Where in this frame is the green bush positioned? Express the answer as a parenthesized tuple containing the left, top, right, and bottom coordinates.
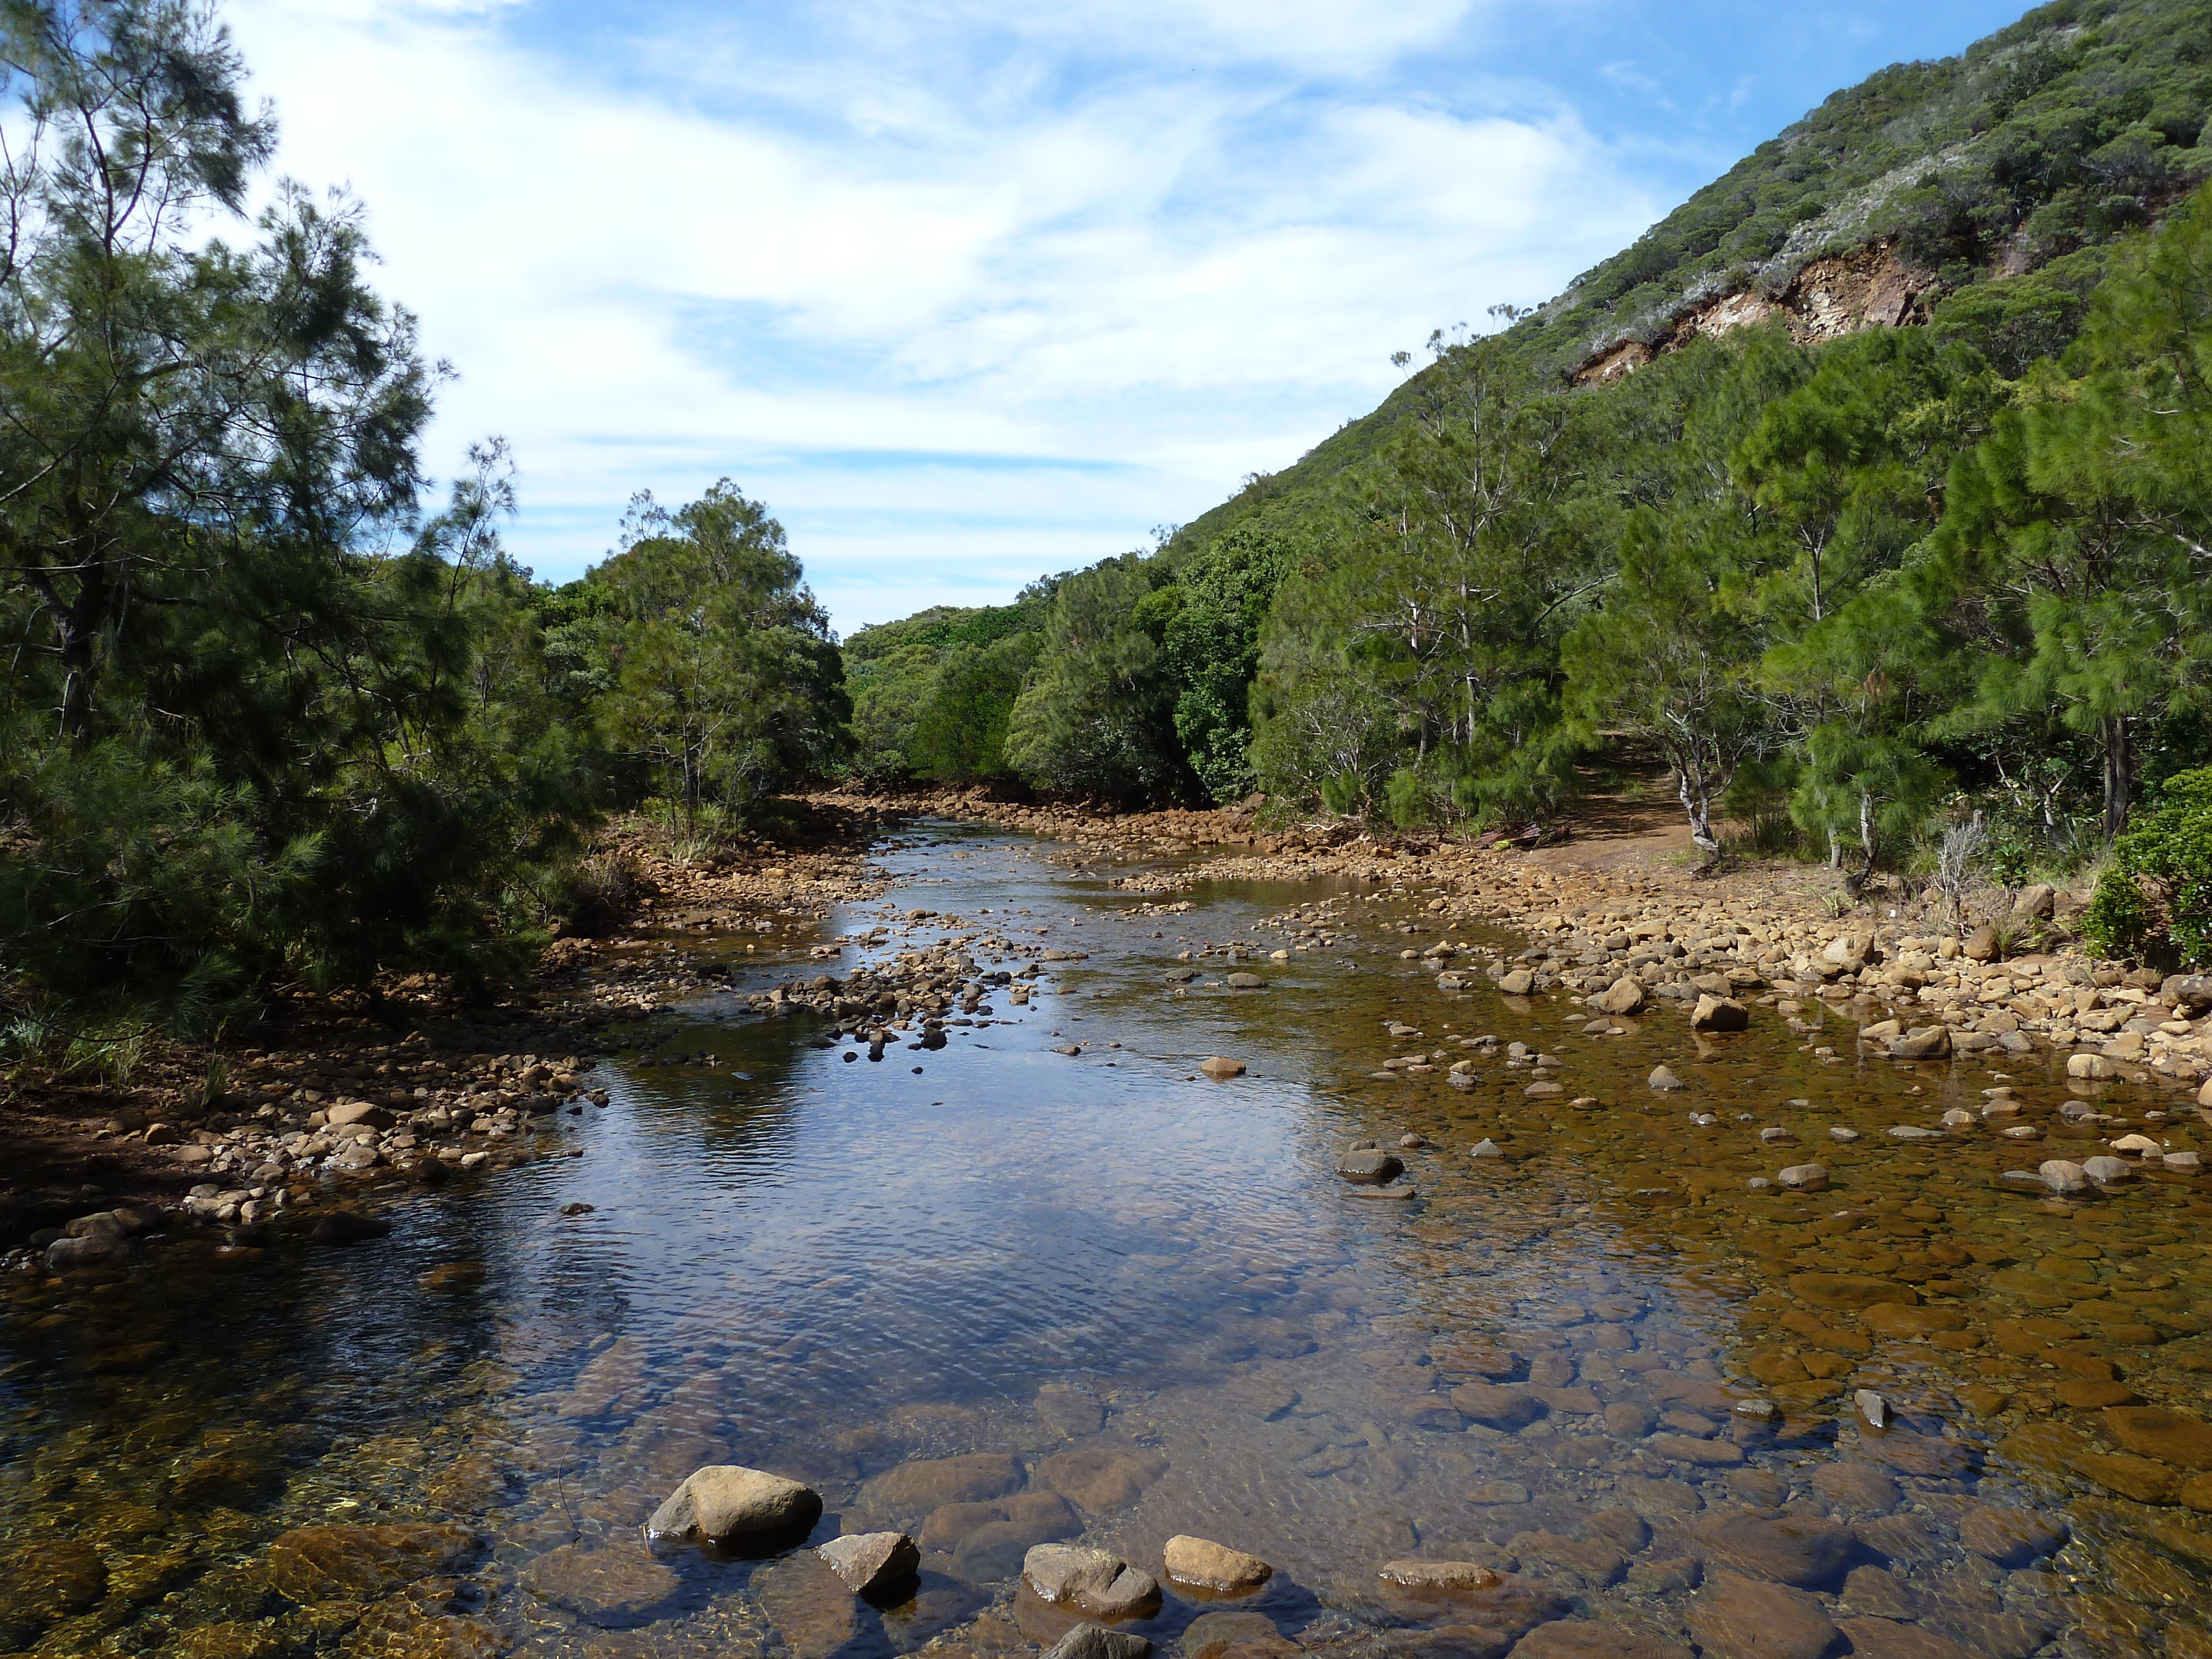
(2084, 768, 2212, 967)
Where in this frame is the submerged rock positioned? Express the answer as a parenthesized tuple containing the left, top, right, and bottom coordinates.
(310, 1211, 392, 1246)
(263, 1522, 480, 1604)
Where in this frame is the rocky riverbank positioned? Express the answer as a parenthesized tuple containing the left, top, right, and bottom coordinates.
(1, 802, 900, 1274)
(813, 787, 2212, 1104)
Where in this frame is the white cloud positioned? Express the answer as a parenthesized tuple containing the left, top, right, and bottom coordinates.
(221, 0, 1661, 630)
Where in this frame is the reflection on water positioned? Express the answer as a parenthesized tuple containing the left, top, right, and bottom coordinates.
(4, 825, 2211, 1659)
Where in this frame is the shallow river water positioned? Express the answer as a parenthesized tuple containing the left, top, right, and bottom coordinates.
(5, 823, 2212, 1659)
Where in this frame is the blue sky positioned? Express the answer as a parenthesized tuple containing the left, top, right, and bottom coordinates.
(226, 0, 2030, 634)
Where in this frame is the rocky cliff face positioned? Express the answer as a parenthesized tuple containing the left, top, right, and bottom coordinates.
(1574, 241, 1936, 386)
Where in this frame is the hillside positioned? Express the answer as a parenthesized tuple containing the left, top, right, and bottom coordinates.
(1161, 0, 2211, 559)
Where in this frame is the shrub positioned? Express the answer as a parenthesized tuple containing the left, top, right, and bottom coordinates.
(560, 851, 641, 939)
(2083, 768, 2212, 968)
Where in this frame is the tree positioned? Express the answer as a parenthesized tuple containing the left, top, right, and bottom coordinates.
(1149, 524, 1296, 803)
(1926, 180, 2212, 839)
(1004, 555, 1183, 801)
(0, 2, 586, 1018)
(1735, 328, 1994, 874)
(1262, 337, 1609, 826)
(1563, 508, 1770, 858)
(591, 482, 847, 821)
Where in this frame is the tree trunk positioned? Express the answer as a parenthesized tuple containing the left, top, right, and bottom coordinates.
(1843, 790, 1877, 896)
(1678, 765, 1718, 855)
(2103, 715, 2132, 841)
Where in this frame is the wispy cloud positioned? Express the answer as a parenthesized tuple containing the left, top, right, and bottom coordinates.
(214, 1, 1670, 626)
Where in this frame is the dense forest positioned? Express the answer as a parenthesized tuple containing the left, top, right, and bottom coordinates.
(5, 0, 2211, 1051)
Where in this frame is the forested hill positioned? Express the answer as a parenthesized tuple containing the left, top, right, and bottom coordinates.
(849, 0, 2212, 984)
(1168, 0, 2212, 559)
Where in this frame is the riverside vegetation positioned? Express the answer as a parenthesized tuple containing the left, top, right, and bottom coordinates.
(12, 3, 2212, 1659)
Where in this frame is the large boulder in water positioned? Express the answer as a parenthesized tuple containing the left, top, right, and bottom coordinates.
(646, 1464, 821, 1548)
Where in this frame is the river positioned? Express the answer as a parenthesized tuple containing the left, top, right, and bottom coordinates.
(3, 818, 2207, 1659)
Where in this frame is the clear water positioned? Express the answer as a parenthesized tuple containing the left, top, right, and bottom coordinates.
(4, 822, 2208, 1659)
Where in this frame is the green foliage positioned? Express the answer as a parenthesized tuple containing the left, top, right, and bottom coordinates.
(0, 6, 844, 1031)
(588, 482, 848, 822)
(2084, 767, 2212, 966)
(1255, 339, 1613, 826)
(1004, 556, 1186, 801)
(838, 590, 1052, 786)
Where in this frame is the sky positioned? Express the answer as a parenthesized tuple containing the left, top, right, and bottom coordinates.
(222, 0, 2032, 635)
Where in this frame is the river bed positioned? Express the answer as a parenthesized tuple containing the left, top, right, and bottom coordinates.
(4, 821, 2210, 1659)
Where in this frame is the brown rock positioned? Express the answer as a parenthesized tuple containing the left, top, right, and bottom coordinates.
(1692, 995, 1750, 1032)
(1692, 1512, 1853, 1588)
(1512, 1620, 1693, 1659)
(2106, 1405, 2212, 1470)
(1789, 1273, 1917, 1311)
(1959, 1507, 2067, 1568)
(1451, 1383, 1543, 1430)
(2072, 1451, 2177, 1503)
(1162, 1535, 1272, 1597)
(1593, 977, 1646, 1016)
(521, 1543, 679, 1627)
(2057, 1378, 2137, 1408)
(1021, 1544, 1161, 1623)
(1893, 1026, 1952, 1060)
(817, 1531, 919, 1600)
(0, 1540, 107, 1634)
(1684, 1569, 1838, 1659)
(1857, 1427, 1973, 1478)
(1861, 1303, 1965, 1338)
(262, 1522, 479, 1604)
(1198, 1057, 1245, 1078)
(863, 1452, 1024, 1512)
(1507, 1531, 1627, 1587)
(1835, 1617, 1977, 1659)
(1809, 1465, 1899, 1515)
(647, 1464, 822, 1546)
(1378, 1566, 1569, 1635)
(326, 1101, 396, 1129)
(1033, 1446, 1168, 1512)
(1381, 1559, 1501, 1592)
(1841, 1564, 1916, 1618)
(1180, 1611, 1291, 1659)
(1648, 1433, 1744, 1467)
